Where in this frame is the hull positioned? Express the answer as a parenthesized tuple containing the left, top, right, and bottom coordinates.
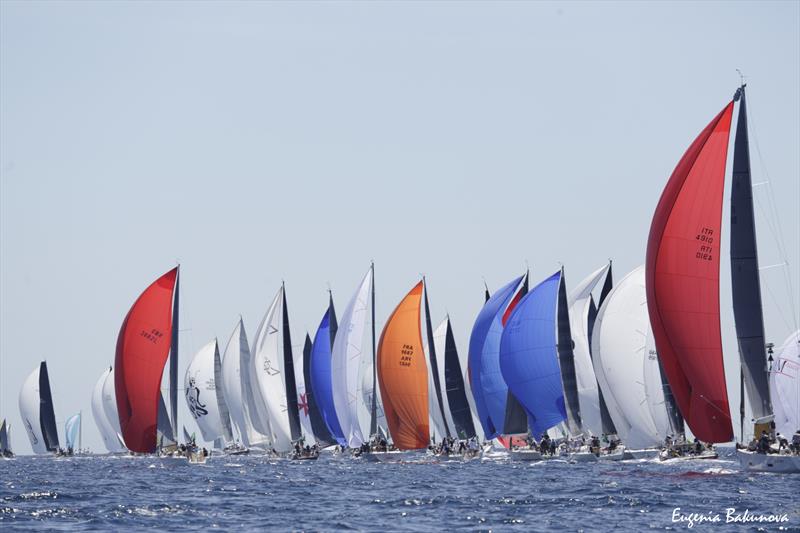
(598, 449, 626, 461)
(568, 451, 599, 463)
(736, 450, 800, 473)
(361, 450, 417, 463)
(623, 448, 660, 460)
(509, 449, 542, 462)
(659, 449, 719, 462)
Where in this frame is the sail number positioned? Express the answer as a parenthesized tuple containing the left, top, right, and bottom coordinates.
(400, 344, 414, 367)
(695, 227, 715, 261)
(140, 328, 164, 344)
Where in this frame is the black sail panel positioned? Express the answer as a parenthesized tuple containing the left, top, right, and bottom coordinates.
(169, 269, 180, 439)
(424, 281, 451, 438)
(443, 319, 476, 439)
(281, 287, 302, 442)
(587, 298, 617, 435)
(503, 274, 530, 435)
(38, 362, 59, 452)
(730, 87, 772, 421)
(556, 272, 583, 435)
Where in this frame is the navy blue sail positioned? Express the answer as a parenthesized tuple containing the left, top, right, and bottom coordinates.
(468, 275, 525, 439)
(309, 296, 345, 445)
(499, 271, 567, 438)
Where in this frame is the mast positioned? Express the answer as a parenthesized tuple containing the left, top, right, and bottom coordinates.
(423, 278, 451, 438)
(169, 265, 180, 440)
(730, 84, 773, 432)
(370, 262, 378, 438)
(79, 410, 82, 452)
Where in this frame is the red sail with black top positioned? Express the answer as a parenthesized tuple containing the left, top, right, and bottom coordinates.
(115, 267, 179, 453)
(645, 102, 734, 443)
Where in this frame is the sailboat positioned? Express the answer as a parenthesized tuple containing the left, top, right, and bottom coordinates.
(498, 269, 590, 461)
(302, 329, 335, 448)
(591, 266, 678, 459)
(251, 283, 304, 456)
(433, 316, 477, 442)
(114, 267, 180, 454)
(646, 85, 798, 472)
(92, 367, 126, 454)
(468, 274, 529, 447)
(331, 264, 385, 452)
(184, 339, 234, 447)
(566, 262, 616, 439)
(309, 294, 344, 447)
(377, 280, 429, 454)
(293, 334, 318, 451)
(221, 318, 268, 453)
(64, 412, 82, 455)
(1, 419, 14, 458)
(19, 361, 60, 455)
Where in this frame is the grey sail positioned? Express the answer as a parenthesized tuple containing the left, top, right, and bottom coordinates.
(157, 393, 176, 446)
(169, 268, 180, 440)
(281, 286, 302, 442)
(730, 85, 772, 422)
(556, 270, 583, 435)
(0, 419, 11, 455)
(213, 341, 234, 443)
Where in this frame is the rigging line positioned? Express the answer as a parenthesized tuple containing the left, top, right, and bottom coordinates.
(763, 277, 793, 333)
(747, 98, 799, 329)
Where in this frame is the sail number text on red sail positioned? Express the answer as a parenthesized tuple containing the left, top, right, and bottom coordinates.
(695, 227, 715, 261)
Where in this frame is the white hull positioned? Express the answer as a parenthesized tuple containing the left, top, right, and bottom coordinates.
(568, 451, 598, 463)
(598, 449, 626, 461)
(623, 448, 660, 460)
(361, 450, 416, 463)
(509, 449, 542, 462)
(736, 450, 800, 473)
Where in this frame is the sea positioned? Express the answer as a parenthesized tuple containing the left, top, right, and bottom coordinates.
(1, 447, 797, 532)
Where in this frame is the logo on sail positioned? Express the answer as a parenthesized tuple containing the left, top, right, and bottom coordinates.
(263, 358, 280, 377)
(24, 418, 38, 445)
(186, 377, 209, 419)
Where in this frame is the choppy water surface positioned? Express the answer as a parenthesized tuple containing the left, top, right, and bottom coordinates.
(1, 448, 797, 531)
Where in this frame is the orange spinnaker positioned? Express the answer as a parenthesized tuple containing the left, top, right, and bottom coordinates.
(115, 268, 178, 453)
(377, 281, 430, 450)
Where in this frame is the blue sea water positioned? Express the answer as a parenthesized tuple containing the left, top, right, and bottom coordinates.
(1, 448, 797, 532)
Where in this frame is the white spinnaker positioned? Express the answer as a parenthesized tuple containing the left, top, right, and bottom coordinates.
(332, 267, 373, 448)
(591, 266, 666, 449)
(567, 263, 610, 436)
(185, 340, 225, 442)
(92, 368, 124, 453)
(434, 318, 458, 437)
(293, 340, 317, 445)
(772, 330, 800, 437)
(19, 365, 47, 454)
(643, 330, 672, 438)
(222, 318, 268, 448)
(101, 368, 125, 448)
(252, 286, 292, 452)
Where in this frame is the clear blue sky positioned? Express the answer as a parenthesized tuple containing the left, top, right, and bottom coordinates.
(2, 1, 798, 453)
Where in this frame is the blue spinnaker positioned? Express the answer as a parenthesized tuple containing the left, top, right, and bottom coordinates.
(310, 304, 346, 445)
(65, 413, 80, 450)
(500, 271, 567, 438)
(468, 275, 524, 439)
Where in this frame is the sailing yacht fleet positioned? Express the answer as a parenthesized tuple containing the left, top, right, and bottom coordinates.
(7, 86, 799, 473)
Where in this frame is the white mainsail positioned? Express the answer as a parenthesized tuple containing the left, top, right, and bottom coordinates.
(332, 266, 373, 448)
(771, 330, 800, 437)
(221, 318, 269, 448)
(591, 266, 668, 449)
(185, 339, 228, 442)
(92, 368, 125, 453)
(101, 368, 125, 449)
(252, 286, 293, 452)
(567, 263, 610, 436)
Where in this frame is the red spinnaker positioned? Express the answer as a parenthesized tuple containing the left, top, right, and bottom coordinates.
(115, 268, 178, 453)
(646, 102, 734, 443)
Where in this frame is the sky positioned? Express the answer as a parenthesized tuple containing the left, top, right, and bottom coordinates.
(1, 1, 798, 454)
